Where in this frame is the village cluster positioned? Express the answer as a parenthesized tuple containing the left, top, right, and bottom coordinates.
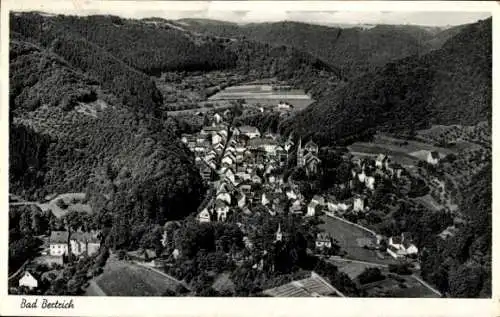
(181, 110, 420, 262)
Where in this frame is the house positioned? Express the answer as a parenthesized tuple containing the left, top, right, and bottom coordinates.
(238, 126, 261, 139)
(49, 231, 69, 256)
(261, 192, 271, 206)
(243, 236, 253, 250)
(307, 201, 319, 217)
(215, 200, 230, 222)
(353, 196, 365, 212)
(220, 167, 236, 184)
(239, 183, 252, 194)
(198, 208, 211, 223)
(276, 101, 293, 111)
(375, 154, 388, 169)
(387, 233, 418, 259)
(311, 195, 325, 206)
(181, 134, 196, 145)
(357, 169, 366, 183)
(18, 271, 38, 289)
(251, 174, 262, 184)
(218, 129, 228, 139)
(236, 172, 252, 183)
(221, 155, 234, 167)
(237, 192, 247, 208)
(216, 189, 231, 205)
(290, 199, 303, 214)
(196, 135, 207, 144)
(427, 151, 440, 165)
(286, 188, 298, 200)
(304, 140, 319, 155)
(213, 113, 222, 124)
(70, 231, 101, 256)
(315, 233, 332, 249)
(212, 133, 223, 145)
(213, 142, 225, 153)
(365, 176, 375, 191)
(327, 201, 350, 214)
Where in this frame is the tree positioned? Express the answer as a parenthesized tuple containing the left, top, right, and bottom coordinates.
(358, 267, 385, 284)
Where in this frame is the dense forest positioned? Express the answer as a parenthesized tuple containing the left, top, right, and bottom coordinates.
(175, 19, 464, 78)
(281, 18, 492, 145)
(9, 34, 205, 254)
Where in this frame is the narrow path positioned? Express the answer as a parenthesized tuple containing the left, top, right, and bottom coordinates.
(412, 274, 442, 297)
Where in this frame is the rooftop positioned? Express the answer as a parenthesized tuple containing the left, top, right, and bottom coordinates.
(262, 272, 339, 297)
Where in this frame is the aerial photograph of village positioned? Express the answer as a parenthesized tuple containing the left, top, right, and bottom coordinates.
(7, 3, 491, 299)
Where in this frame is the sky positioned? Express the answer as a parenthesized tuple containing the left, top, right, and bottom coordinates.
(10, 1, 493, 27)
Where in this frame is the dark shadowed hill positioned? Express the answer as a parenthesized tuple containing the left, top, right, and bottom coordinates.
(175, 19, 460, 78)
(280, 18, 491, 145)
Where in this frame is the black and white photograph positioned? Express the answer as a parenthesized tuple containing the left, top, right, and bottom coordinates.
(3, 0, 494, 309)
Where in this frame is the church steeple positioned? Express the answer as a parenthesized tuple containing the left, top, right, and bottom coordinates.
(275, 223, 283, 242)
(297, 138, 304, 167)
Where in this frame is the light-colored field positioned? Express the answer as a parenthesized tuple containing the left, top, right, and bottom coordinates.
(329, 259, 383, 280)
(90, 259, 182, 296)
(38, 192, 91, 218)
(348, 134, 455, 166)
(361, 274, 439, 298)
(208, 84, 314, 110)
(320, 216, 395, 265)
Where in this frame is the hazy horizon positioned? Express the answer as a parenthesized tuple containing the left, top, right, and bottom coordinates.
(10, 1, 492, 27)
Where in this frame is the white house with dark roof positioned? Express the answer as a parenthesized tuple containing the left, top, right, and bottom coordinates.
(315, 233, 333, 249)
(427, 151, 440, 165)
(18, 271, 38, 289)
(387, 233, 418, 259)
(197, 208, 211, 223)
(238, 126, 261, 139)
(70, 231, 101, 256)
(307, 201, 319, 217)
(215, 199, 230, 222)
(49, 231, 69, 256)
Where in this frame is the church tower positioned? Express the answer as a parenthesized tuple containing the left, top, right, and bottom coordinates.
(275, 223, 283, 242)
(297, 138, 304, 167)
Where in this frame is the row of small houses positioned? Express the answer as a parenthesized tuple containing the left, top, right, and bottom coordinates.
(16, 230, 101, 290)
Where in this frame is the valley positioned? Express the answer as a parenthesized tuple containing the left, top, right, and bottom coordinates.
(7, 11, 491, 299)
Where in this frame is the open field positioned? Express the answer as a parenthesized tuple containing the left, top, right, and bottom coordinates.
(319, 216, 397, 265)
(360, 273, 439, 298)
(329, 258, 385, 280)
(88, 259, 182, 296)
(348, 133, 455, 166)
(209, 84, 314, 110)
(38, 192, 91, 218)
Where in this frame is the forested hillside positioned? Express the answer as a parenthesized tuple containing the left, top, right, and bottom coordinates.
(9, 36, 205, 248)
(420, 163, 491, 297)
(11, 13, 343, 113)
(281, 18, 491, 145)
(9, 12, 344, 252)
(176, 19, 458, 78)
